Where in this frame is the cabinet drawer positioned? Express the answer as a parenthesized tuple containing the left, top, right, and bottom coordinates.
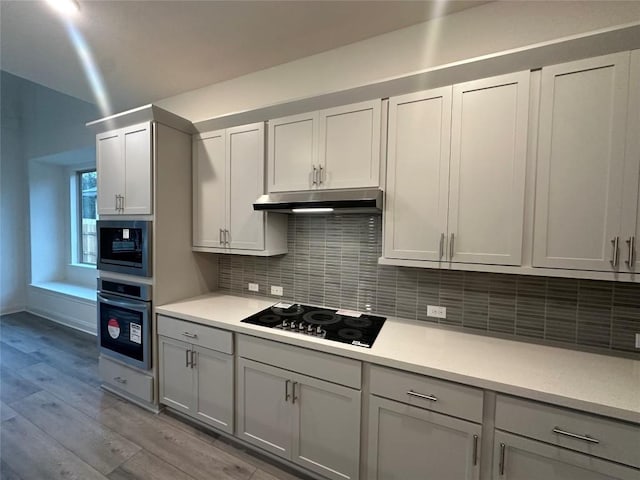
(369, 365, 483, 423)
(99, 356, 153, 403)
(495, 394, 640, 468)
(237, 334, 361, 389)
(157, 315, 233, 354)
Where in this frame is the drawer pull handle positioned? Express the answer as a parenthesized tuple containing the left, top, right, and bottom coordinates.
(552, 427, 599, 444)
(182, 331, 197, 338)
(499, 443, 506, 475)
(114, 376, 127, 384)
(285, 379, 291, 402)
(407, 390, 438, 402)
(292, 381, 298, 404)
(472, 434, 479, 466)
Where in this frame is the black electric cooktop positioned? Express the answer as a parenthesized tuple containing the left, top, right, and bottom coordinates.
(241, 303, 386, 348)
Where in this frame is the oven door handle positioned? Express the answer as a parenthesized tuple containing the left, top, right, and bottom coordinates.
(98, 293, 149, 312)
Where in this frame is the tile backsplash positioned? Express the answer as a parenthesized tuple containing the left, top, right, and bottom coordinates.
(219, 214, 640, 356)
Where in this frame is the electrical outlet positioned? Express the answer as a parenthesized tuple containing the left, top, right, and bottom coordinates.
(427, 305, 447, 319)
(636, 333, 640, 349)
(271, 285, 283, 296)
(248, 283, 259, 292)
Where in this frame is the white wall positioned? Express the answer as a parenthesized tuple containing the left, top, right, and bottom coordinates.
(28, 160, 68, 284)
(157, 0, 640, 121)
(0, 71, 98, 318)
(0, 74, 27, 313)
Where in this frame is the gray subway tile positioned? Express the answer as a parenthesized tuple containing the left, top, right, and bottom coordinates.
(216, 214, 640, 356)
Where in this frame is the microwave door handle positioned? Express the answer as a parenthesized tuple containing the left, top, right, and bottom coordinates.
(98, 293, 148, 312)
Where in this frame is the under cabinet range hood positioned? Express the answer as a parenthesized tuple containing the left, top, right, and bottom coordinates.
(253, 189, 383, 214)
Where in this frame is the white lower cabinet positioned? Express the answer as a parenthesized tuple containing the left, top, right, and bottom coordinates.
(493, 431, 639, 480)
(368, 395, 481, 480)
(237, 357, 361, 480)
(158, 317, 234, 434)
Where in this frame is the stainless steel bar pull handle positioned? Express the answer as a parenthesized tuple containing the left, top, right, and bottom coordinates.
(407, 390, 438, 402)
(185, 349, 190, 367)
(439, 233, 445, 260)
(626, 236, 636, 267)
(499, 443, 506, 475)
(182, 331, 197, 339)
(190, 350, 197, 369)
(611, 236, 620, 267)
(292, 381, 298, 404)
(552, 427, 599, 444)
(219, 228, 223, 245)
(472, 435, 479, 466)
(114, 376, 127, 384)
(319, 165, 324, 185)
(449, 233, 455, 260)
(115, 194, 119, 210)
(312, 166, 317, 185)
(285, 379, 291, 402)
(224, 229, 230, 245)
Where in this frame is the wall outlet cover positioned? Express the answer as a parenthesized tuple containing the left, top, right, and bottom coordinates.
(248, 283, 259, 292)
(271, 285, 283, 296)
(427, 305, 447, 319)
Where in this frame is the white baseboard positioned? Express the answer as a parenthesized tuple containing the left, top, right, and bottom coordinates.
(0, 305, 26, 316)
(27, 285, 97, 335)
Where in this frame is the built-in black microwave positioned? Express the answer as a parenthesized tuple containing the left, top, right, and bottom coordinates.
(97, 220, 151, 277)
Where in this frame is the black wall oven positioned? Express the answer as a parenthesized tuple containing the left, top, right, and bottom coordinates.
(97, 220, 151, 277)
(98, 278, 151, 370)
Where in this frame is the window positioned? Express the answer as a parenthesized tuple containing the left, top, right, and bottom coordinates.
(78, 169, 97, 264)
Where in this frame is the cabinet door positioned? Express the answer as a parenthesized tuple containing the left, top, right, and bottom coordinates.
(291, 373, 361, 480)
(192, 346, 233, 434)
(193, 130, 226, 248)
(449, 71, 529, 265)
(621, 50, 640, 273)
(318, 100, 381, 189)
(493, 431, 638, 480)
(158, 336, 193, 414)
(227, 123, 265, 250)
(368, 396, 481, 480)
(268, 112, 318, 192)
(384, 87, 452, 261)
(533, 52, 631, 270)
(236, 358, 293, 459)
(122, 122, 153, 215)
(96, 130, 124, 215)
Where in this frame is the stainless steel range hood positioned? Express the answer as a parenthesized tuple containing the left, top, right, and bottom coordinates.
(253, 188, 383, 214)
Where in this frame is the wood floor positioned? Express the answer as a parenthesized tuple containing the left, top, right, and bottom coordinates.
(0, 312, 310, 480)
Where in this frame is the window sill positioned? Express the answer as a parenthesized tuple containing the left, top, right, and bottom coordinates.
(30, 282, 96, 302)
(69, 263, 97, 270)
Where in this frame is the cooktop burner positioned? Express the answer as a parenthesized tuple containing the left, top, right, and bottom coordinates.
(241, 303, 386, 348)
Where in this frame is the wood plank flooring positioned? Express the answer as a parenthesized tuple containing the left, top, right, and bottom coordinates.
(0, 312, 310, 480)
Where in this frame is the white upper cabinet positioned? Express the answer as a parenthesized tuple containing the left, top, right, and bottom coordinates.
(384, 87, 452, 261)
(384, 71, 529, 266)
(193, 123, 287, 255)
(227, 123, 266, 250)
(97, 121, 152, 215)
(268, 112, 318, 192)
(193, 130, 226, 249)
(318, 100, 381, 189)
(96, 130, 124, 215)
(448, 71, 529, 265)
(533, 52, 633, 271)
(268, 100, 381, 192)
(620, 49, 640, 273)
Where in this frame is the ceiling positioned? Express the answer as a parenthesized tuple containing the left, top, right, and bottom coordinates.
(0, 1, 487, 113)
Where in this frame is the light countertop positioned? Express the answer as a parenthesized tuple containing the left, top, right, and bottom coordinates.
(157, 292, 640, 424)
